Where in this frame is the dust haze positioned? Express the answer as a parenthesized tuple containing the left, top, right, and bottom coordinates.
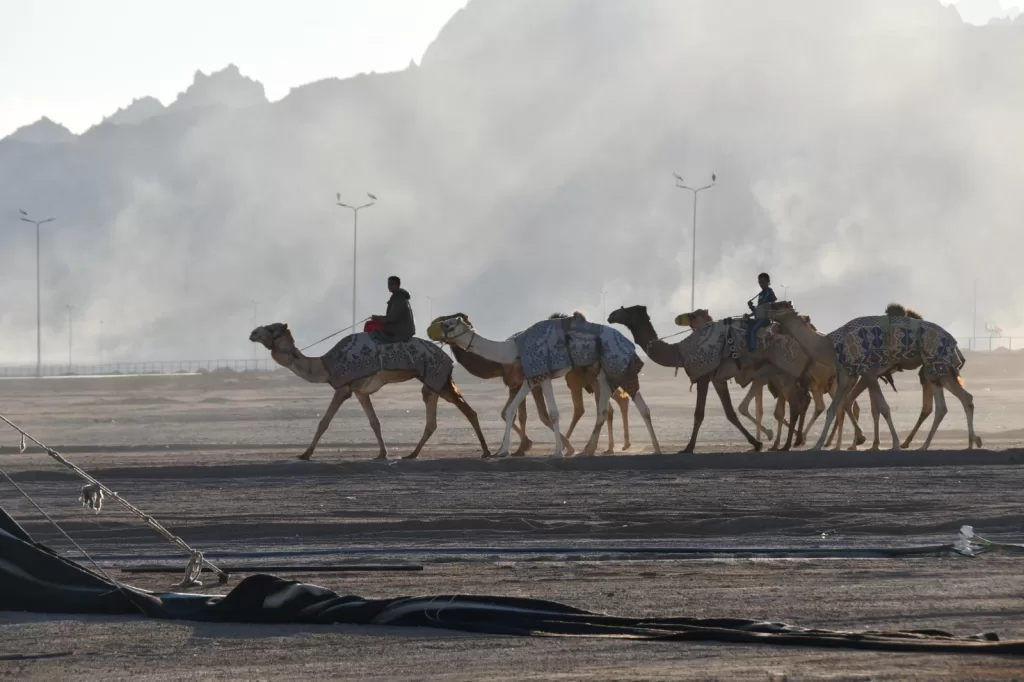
(1, 0, 1023, 364)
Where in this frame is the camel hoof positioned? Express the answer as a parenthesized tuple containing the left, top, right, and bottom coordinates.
(603, 448, 615, 455)
(297, 452, 313, 461)
(676, 449, 694, 455)
(402, 453, 419, 460)
(900, 441, 912, 449)
(763, 430, 774, 440)
(768, 446, 780, 452)
(752, 441, 764, 452)
(510, 450, 527, 457)
(496, 451, 511, 459)
(974, 436, 983, 448)
(550, 452, 564, 459)
(518, 440, 534, 454)
(855, 434, 867, 446)
(622, 442, 632, 451)
(374, 453, 388, 461)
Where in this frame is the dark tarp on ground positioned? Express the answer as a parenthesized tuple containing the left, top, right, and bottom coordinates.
(1, 504, 1022, 654)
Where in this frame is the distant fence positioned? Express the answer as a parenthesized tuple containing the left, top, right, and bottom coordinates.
(959, 337, 1022, 352)
(0, 358, 279, 378)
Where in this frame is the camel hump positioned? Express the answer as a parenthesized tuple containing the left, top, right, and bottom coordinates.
(885, 302, 923, 319)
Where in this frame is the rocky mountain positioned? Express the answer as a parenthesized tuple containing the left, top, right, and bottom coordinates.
(1, 0, 1022, 363)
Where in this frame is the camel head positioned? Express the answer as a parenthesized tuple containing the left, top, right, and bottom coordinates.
(674, 309, 712, 329)
(426, 313, 473, 344)
(249, 323, 294, 350)
(885, 303, 923, 320)
(607, 305, 649, 328)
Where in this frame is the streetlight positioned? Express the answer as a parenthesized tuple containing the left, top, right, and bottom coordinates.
(601, 289, 608, 319)
(18, 210, 55, 378)
(780, 284, 790, 300)
(99, 320, 104, 368)
(66, 304, 74, 373)
(336, 192, 377, 335)
(672, 172, 716, 311)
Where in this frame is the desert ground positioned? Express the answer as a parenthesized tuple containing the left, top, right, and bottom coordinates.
(1, 351, 1024, 680)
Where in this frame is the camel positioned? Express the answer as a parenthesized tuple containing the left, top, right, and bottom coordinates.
(250, 323, 489, 460)
(429, 312, 632, 455)
(671, 309, 855, 450)
(821, 304, 963, 451)
(608, 305, 814, 453)
(770, 302, 981, 451)
(428, 314, 661, 457)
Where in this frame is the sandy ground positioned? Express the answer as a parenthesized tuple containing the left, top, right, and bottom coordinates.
(2, 353, 1024, 679)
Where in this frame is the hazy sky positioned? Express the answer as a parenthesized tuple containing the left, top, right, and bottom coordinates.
(0, 0, 468, 139)
(1, 0, 1020, 140)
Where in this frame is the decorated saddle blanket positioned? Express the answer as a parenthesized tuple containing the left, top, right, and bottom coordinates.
(676, 318, 767, 381)
(321, 332, 454, 393)
(827, 315, 963, 377)
(514, 317, 643, 391)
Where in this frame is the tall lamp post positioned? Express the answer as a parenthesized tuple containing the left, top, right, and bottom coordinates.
(18, 210, 55, 378)
(336, 192, 377, 334)
(672, 173, 716, 311)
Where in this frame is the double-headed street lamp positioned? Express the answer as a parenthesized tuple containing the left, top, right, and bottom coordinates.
(18, 210, 55, 378)
(672, 173, 716, 312)
(336, 193, 377, 334)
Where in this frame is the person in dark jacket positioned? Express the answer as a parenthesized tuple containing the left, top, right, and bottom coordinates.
(746, 272, 777, 352)
(372, 275, 416, 342)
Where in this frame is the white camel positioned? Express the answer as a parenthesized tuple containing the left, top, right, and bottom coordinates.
(428, 315, 660, 458)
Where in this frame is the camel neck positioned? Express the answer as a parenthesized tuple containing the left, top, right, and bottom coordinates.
(271, 342, 330, 384)
(451, 345, 506, 380)
(623, 318, 682, 368)
(449, 328, 518, 365)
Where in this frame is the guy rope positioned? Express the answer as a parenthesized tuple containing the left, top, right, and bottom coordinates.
(0, 413, 228, 586)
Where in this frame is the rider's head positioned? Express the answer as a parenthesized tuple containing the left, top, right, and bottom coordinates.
(387, 275, 401, 293)
(758, 272, 770, 290)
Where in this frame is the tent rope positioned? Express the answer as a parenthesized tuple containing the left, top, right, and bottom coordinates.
(0, 413, 227, 586)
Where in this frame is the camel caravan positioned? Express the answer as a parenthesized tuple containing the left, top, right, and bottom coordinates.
(249, 274, 980, 461)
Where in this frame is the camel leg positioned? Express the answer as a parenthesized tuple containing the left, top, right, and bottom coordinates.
(917, 380, 948, 451)
(353, 392, 390, 460)
(739, 382, 774, 441)
(769, 389, 786, 451)
(901, 377, 934, 449)
(935, 374, 981, 450)
(541, 380, 564, 458)
(530, 383, 575, 455)
(867, 387, 881, 450)
(630, 390, 661, 454)
(601, 388, 615, 453)
(779, 385, 802, 451)
(865, 378, 901, 450)
(497, 380, 532, 457)
(802, 385, 826, 442)
(680, 377, 710, 454)
(502, 385, 532, 456)
(715, 378, 763, 452)
(829, 377, 867, 450)
(611, 390, 631, 452)
(581, 372, 612, 456)
(438, 381, 491, 459)
(298, 387, 351, 460)
(563, 378, 586, 445)
(813, 372, 853, 450)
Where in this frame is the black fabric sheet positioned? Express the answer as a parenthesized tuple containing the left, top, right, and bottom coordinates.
(2, 504, 1021, 654)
